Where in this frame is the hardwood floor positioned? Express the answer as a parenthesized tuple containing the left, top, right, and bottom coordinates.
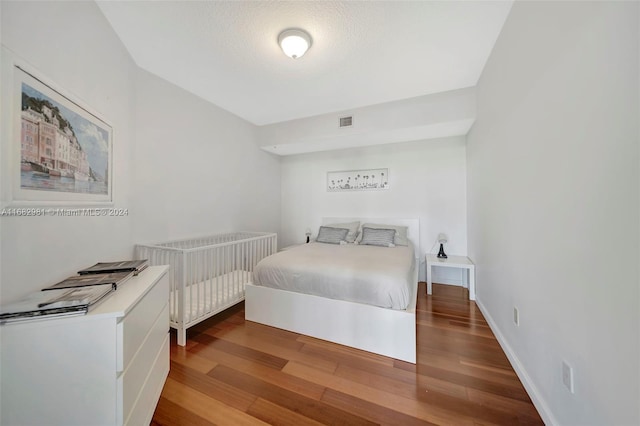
(151, 283, 543, 425)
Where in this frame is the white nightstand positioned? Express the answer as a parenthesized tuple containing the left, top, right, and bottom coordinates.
(426, 254, 476, 300)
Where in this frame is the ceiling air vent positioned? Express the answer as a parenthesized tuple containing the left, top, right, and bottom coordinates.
(339, 116, 353, 128)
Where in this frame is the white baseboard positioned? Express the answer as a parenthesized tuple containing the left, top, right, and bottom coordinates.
(474, 297, 557, 426)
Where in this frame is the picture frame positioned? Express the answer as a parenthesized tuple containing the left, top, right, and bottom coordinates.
(327, 168, 389, 192)
(1, 49, 113, 207)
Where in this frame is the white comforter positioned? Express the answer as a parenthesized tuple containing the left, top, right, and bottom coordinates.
(252, 242, 415, 310)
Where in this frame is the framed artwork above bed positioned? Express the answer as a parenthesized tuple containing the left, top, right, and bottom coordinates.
(327, 168, 389, 192)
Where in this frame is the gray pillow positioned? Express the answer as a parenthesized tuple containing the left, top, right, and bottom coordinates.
(324, 221, 360, 243)
(316, 226, 349, 244)
(359, 227, 396, 247)
(356, 223, 409, 246)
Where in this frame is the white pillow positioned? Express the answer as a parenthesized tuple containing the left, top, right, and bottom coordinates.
(324, 221, 360, 243)
(356, 223, 409, 246)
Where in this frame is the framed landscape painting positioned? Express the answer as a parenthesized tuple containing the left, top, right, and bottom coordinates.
(2, 51, 113, 207)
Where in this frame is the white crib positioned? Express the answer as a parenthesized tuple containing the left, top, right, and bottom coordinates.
(136, 232, 277, 345)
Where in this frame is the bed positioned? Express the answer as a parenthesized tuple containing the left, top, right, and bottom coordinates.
(245, 218, 419, 363)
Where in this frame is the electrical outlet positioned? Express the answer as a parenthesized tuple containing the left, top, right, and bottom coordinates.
(562, 361, 574, 393)
(513, 307, 519, 326)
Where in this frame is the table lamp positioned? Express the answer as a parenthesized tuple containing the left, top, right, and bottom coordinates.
(437, 233, 448, 259)
(305, 228, 311, 243)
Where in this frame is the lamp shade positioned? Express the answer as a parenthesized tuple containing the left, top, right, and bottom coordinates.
(437, 233, 448, 243)
(278, 29, 312, 59)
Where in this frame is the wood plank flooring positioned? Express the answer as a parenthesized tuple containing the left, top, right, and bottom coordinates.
(151, 283, 543, 425)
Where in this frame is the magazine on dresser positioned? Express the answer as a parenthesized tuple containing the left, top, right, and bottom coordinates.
(42, 270, 134, 291)
(77, 259, 149, 276)
(0, 285, 114, 324)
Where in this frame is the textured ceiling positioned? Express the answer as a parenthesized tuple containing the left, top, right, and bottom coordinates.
(97, 1, 512, 126)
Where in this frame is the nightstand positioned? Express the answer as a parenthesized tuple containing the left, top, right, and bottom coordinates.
(425, 253, 476, 300)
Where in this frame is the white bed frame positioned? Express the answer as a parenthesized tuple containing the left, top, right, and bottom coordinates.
(245, 217, 419, 364)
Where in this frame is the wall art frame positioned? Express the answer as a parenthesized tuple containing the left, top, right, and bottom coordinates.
(1, 48, 113, 208)
(327, 168, 389, 192)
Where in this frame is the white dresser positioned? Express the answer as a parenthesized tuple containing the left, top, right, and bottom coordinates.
(0, 265, 170, 426)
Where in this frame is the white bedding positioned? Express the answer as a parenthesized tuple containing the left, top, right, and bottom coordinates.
(252, 242, 415, 310)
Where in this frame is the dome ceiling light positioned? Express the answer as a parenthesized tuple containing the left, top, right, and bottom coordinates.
(278, 29, 312, 59)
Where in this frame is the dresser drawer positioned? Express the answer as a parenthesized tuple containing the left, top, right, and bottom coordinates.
(118, 272, 169, 372)
(121, 301, 169, 424)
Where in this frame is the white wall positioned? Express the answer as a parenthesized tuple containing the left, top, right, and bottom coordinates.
(0, 1, 282, 306)
(467, 2, 639, 425)
(280, 137, 467, 282)
(133, 69, 281, 243)
(0, 1, 137, 303)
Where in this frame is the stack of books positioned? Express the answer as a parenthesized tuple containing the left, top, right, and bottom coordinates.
(0, 259, 148, 325)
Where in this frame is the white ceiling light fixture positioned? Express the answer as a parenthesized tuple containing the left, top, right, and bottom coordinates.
(278, 29, 312, 59)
